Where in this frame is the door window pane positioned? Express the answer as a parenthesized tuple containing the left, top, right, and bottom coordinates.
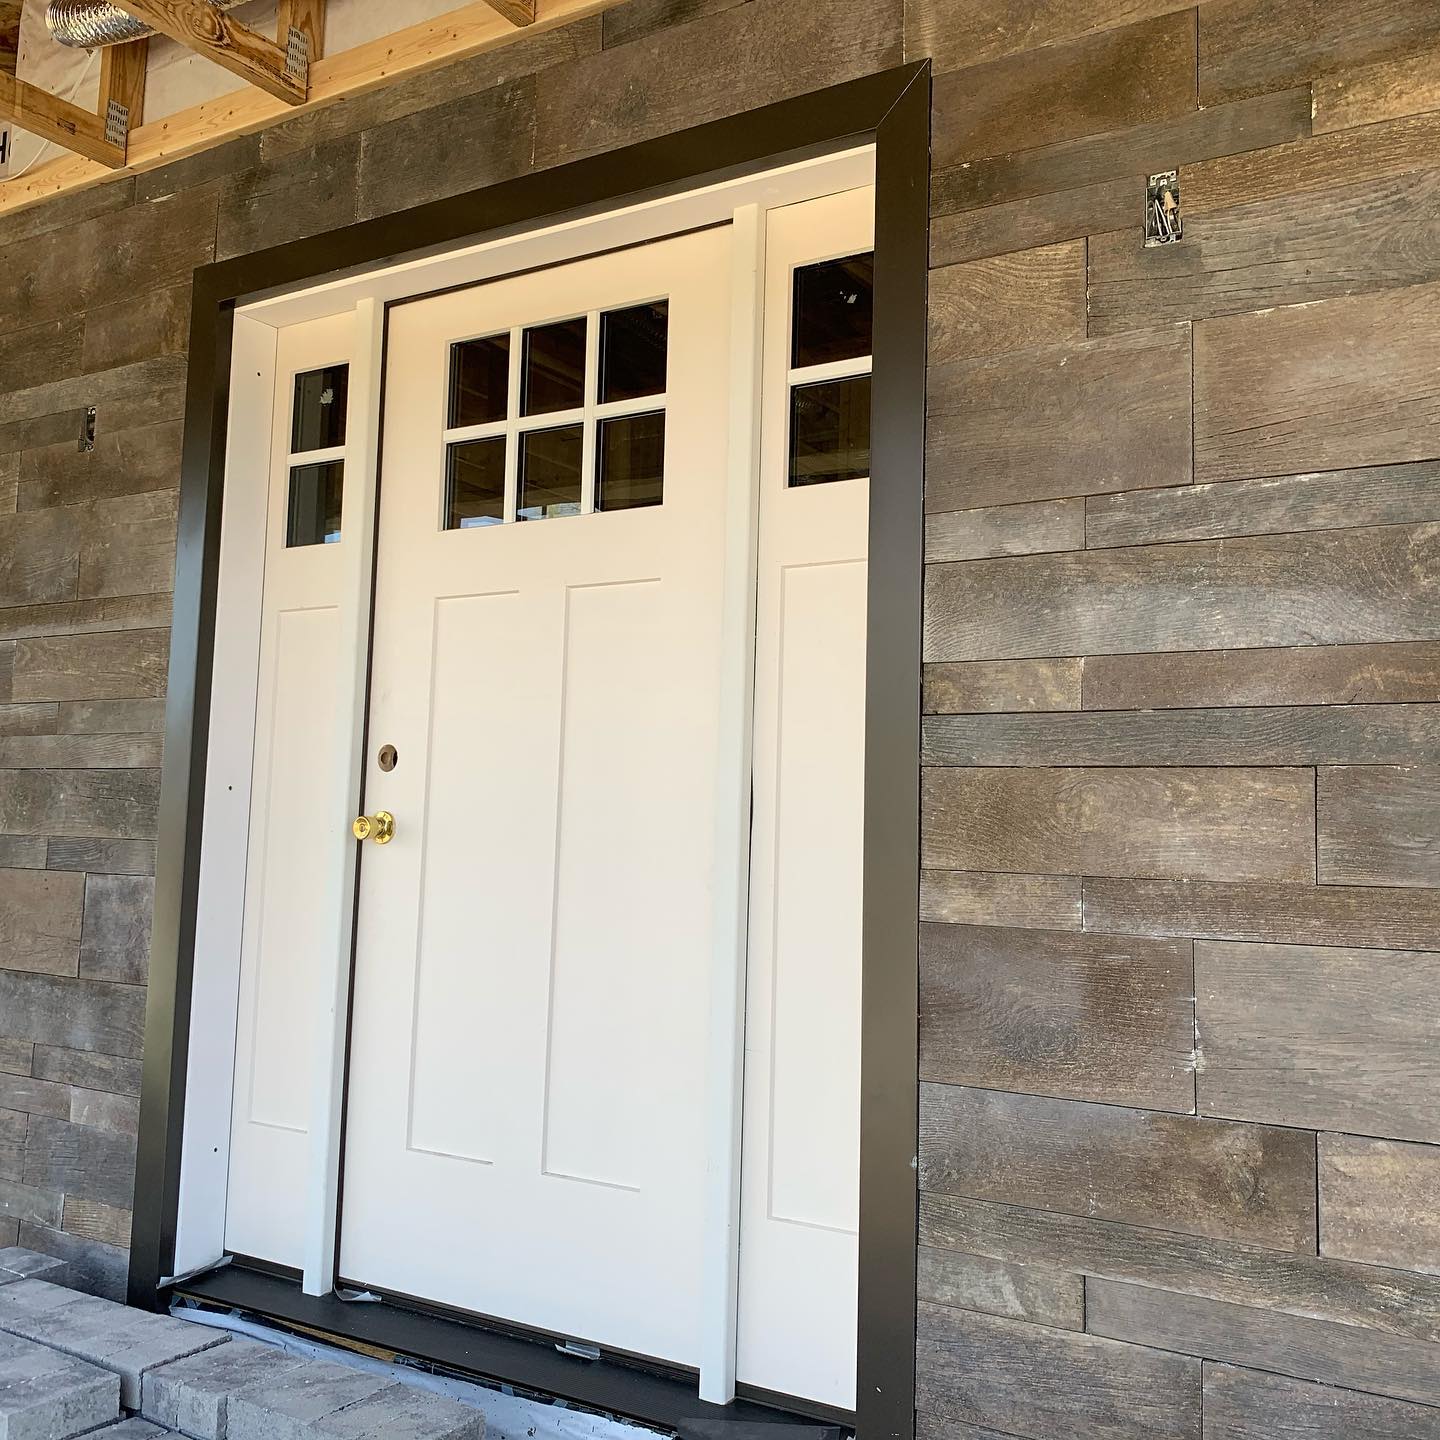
(598, 412, 665, 512)
(292, 365, 349, 452)
(518, 425, 583, 521)
(450, 334, 510, 428)
(522, 318, 587, 416)
(791, 255, 874, 369)
(287, 460, 344, 545)
(446, 438, 506, 528)
(600, 302, 669, 403)
(789, 376, 871, 487)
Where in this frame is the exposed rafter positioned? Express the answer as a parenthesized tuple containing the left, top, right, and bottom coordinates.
(0, 70, 127, 167)
(100, 37, 149, 138)
(108, 0, 311, 106)
(277, 0, 327, 63)
(481, 0, 536, 24)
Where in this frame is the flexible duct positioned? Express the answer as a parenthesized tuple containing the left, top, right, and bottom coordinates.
(46, 0, 242, 49)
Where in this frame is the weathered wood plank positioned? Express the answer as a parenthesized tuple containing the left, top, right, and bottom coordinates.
(0, 509, 79, 608)
(0, 838, 45, 870)
(0, 769, 161, 840)
(926, 658, 1083, 714)
(1185, 110, 1440, 218)
(68, 1088, 139, 1137)
(0, 318, 82, 395)
(0, 734, 163, 769)
(46, 839, 156, 877)
(1314, 42, 1440, 134)
(932, 12, 1197, 167)
(81, 288, 190, 374)
(1318, 765, 1440, 888)
(0, 869, 83, 977)
(1090, 1279, 1440, 1407)
(11, 629, 169, 703)
(923, 766, 1316, 881)
(927, 326, 1191, 512)
(32, 1045, 142, 1098)
(1198, 0, 1440, 106)
(928, 242, 1086, 365)
(1204, 1363, 1440, 1440)
(602, 0, 745, 48)
(0, 1178, 64, 1230)
(920, 922, 1194, 1110)
(930, 176, 1137, 267)
(533, 0, 901, 167)
(1084, 876, 1440, 953)
(1319, 1133, 1440, 1277)
(907, 0, 1194, 71)
(922, 870, 1082, 930)
(0, 596, 172, 644)
(22, 1113, 137, 1210)
(1083, 642, 1440, 710)
(926, 499, 1084, 562)
(61, 1196, 132, 1251)
(916, 1302, 1201, 1440)
(216, 135, 362, 260)
(0, 1108, 26, 1182)
(1196, 940, 1440, 1143)
(58, 699, 166, 735)
(1085, 462, 1440, 547)
(0, 1039, 31, 1076)
(0, 1073, 70, 1121)
(1090, 171, 1440, 333)
(77, 490, 179, 601)
(924, 1191, 1440, 1344)
(1195, 281, 1440, 484)
(923, 704, 1440, 768)
(920, 1084, 1316, 1251)
(18, 424, 182, 510)
(917, 1245, 1084, 1330)
(0, 970, 145, 1058)
(925, 525, 1440, 662)
(79, 874, 153, 985)
(0, 706, 58, 740)
(933, 87, 1312, 214)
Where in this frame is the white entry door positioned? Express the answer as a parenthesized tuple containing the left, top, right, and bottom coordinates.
(338, 227, 736, 1367)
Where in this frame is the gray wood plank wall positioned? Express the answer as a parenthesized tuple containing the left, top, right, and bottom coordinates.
(1, 0, 1438, 1434)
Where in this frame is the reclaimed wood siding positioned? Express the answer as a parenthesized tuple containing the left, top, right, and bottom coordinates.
(915, 0, 1440, 1432)
(0, 1, 1437, 1432)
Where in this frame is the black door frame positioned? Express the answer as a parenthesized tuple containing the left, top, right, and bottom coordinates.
(131, 60, 929, 1440)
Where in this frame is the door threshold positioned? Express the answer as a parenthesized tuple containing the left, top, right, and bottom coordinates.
(175, 1263, 849, 1439)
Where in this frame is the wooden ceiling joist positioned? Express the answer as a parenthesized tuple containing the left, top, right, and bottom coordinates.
(482, 0, 537, 24)
(112, 0, 313, 106)
(0, 69, 126, 167)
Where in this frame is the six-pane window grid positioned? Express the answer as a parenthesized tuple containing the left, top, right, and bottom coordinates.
(443, 301, 670, 529)
(286, 364, 350, 546)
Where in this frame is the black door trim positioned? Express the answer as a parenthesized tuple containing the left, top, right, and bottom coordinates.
(131, 60, 929, 1440)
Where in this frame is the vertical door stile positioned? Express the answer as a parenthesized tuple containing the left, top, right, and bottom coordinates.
(697, 203, 767, 1405)
(302, 297, 386, 1296)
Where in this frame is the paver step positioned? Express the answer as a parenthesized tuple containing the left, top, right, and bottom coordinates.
(0, 1329, 119, 1440)
(0, 1282, 226, 1410)
(142, 1335, 308, 1439)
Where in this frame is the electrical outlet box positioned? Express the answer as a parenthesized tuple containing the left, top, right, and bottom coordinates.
(1146, 170, 1182, 246)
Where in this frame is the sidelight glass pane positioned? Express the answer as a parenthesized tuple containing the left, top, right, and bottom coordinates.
(518, 425, 583, 521)
(791, 254, 874, 369)
(522, 317, 587, 416)
(600, 301, 669, 403)
(449, 333, 510, 428)
(597, 411, 665, 511)
(789, 375, 871, 487)
(445, 437, 506, 529)
(287, 460, 344, 545)
(291, 365, 349, 453)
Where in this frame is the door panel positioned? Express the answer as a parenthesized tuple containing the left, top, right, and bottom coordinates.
(339, 228, 736, 1367)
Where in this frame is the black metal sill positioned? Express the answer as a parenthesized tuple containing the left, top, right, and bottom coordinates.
(178, 1263, 847, 1440)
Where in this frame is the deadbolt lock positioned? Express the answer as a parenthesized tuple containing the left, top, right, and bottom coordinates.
(352, 811, 396, 845)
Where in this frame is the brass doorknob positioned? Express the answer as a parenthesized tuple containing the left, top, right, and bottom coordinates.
(352, 811, 395, 844)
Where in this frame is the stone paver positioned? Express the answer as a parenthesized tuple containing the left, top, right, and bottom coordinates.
(0, 1283, 225, 1409)
(0, 1329, 119, 1440)
(225, 1358, 396, 1440)
(311, 1383, 484, 1439)
(141, 1336, 308, 1439)
(0, 1256, 68, 1291)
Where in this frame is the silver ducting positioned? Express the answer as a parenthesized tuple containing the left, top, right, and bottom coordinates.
(46, 0, 243, 49)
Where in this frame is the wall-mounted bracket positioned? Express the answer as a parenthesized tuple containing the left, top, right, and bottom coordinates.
(1145, 170, 1182, 246)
